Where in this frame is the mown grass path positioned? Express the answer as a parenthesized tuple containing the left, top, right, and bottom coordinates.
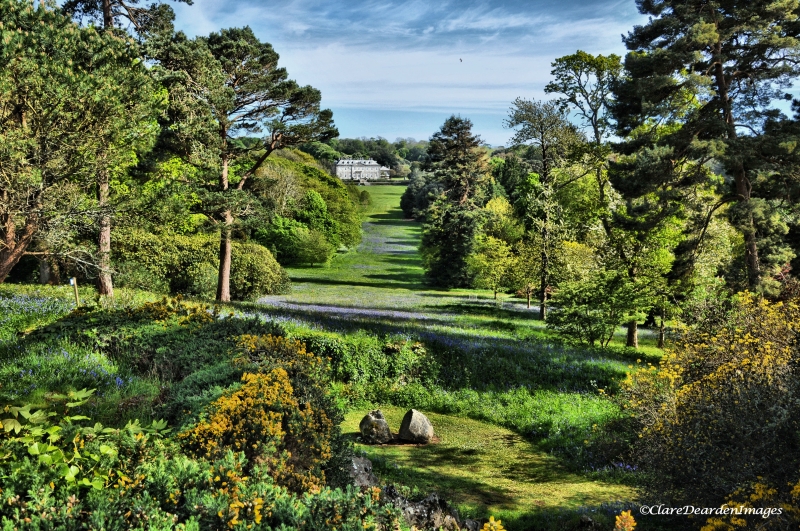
(265, 185, 478, 311)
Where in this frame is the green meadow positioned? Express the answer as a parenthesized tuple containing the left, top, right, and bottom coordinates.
(0, 185, 657, 530)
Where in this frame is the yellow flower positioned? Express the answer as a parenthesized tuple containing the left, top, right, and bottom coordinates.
(614, 510, 636, 531)
(482, 516, 505, 531)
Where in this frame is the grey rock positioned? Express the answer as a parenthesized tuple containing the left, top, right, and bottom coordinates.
(359, 409, 392, 444)
(462, 519, 481, 531)
(384, 486, 460, 531)
(399, 409, 434, 443)
(349, 456, 380, 487)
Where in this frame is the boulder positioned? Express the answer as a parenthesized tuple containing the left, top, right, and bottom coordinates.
(359, 409, 392, 444)
(462, 520, 481, 531)
(349, 456, 380, 487)
(399, 409, 434, 443)
(384, 486, 460, 531)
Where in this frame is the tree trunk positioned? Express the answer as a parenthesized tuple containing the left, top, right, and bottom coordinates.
(713, 41, 760, 288)
(539, 216, 550, 321)
(494, 288, 497, 300)
(216, 155, 232, 302)
(39, 258, 51, 285)
(216, 211, 233, 302)
(0, 216, 38, 283)
(101, 0, 113, 28)
(735, 164, 760, 289)
(526, 292, 531, 309)
(97, 172, 114, 297)
(626, 320, 638, 349)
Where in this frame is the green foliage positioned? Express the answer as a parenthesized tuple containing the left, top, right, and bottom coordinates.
(0, 390, 398, 530)
(467, 236, 513, 298)
(0, 0, 162, 281)
(113, 230, 288, 300)
(298, 141, 346, 165)
(296, 230, 336, 267)
(548, 270, 643, 347)
(0, 389, 169, 493)
(421, 203, 485, 287)
(399, 172, 443, 220)
(623, 294, 800, 514)
(251, 151, 363, 257)
(612, 0, 800, 291)
(230, 243, 290, 301)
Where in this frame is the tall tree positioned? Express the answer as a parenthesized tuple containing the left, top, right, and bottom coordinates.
(545, 50, 666, 345)
(62, 0, 188, 296)
(0, 0, 160, 283)
(153, 27, 336, 301)
(419, 116, 490, 287)
(612, 0, 800, 290)
(545, 50, 621, 242)
(505, 99, 583, 319)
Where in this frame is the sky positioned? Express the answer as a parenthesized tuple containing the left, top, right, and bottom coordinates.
(171, 0, 648, 146)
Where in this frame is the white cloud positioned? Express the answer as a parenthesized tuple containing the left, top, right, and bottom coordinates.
(170, 0, 647, 140)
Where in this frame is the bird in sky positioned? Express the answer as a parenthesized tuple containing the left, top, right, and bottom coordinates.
(459, 58, 462, 62)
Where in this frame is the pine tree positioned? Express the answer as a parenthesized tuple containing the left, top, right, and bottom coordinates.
(612, 0, 800, 290)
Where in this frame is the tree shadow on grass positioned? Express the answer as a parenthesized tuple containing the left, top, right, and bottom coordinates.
(424, 302, 536, 320)
(368, 211, 407, 221)
(288, 274, 424, 290)
(368, 219, 419, 227)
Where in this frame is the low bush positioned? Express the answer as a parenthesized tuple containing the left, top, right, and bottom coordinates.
(114, 230, 289, 300)
(291, 330, 435, 386)
(30, 297, 280, 383)
(179, 368, 333, 493)
(0, 390, 400, 530)
(230, 242, 291, 300)
(547, 270, 643, 347)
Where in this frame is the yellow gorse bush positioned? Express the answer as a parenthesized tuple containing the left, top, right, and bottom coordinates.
(622, 293, 800, 526)
(180, 335, 335, 493)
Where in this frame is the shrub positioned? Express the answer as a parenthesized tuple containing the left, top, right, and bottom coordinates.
(296, 229, 336, 267)
(114, 231, 290, 300)
(230, 242, 290, 300)
(115, 260, 171, 293)
(179, 368, 333, 493)
(181, 335, 350, 492)
(0, 390, 400, 530)
(623, 293, 800, 519)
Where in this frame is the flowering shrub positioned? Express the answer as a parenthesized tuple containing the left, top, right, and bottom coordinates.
(482, 516, 505, 531)
(0, 392, 398, 530)
(622, 293, 800, 521)
(615, 510, 636, 531)
(179, 368, 333, 493)
(181, 335, 349, 493)
(701, 476, 800, 530)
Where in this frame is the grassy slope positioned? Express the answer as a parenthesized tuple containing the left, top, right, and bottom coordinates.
(257, 186, 640, 525)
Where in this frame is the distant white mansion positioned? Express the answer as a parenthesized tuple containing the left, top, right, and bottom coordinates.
(335, 159, 390, 181)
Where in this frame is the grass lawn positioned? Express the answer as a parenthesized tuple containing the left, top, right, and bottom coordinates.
(343, 406, 636, 529)
(257, 185, 662, 356)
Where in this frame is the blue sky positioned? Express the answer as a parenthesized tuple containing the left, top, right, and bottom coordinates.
(171, 0, 647, 145)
